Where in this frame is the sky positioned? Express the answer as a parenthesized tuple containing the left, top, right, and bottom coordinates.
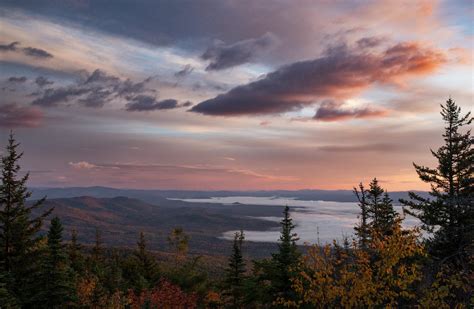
(0, 0, 472, 191)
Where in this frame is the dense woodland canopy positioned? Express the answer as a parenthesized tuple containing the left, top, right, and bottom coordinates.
(0, 98, 472, 308)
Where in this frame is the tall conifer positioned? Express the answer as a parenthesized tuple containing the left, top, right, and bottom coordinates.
(35, 217, 76, 308)
(223, 230, 246, 308)
(0, 132, 52, 306)
(270, 206, 301, 302)
(401, 98, 473, 264)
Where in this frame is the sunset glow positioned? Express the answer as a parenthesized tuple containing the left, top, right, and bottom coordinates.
(0, 0, 472, 191)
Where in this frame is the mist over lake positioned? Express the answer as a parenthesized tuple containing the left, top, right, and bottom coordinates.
(171, 196, 422, 244)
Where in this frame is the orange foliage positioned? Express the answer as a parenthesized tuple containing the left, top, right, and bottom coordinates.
(280, 226, 425, 308)
(128, 279, 198, 309)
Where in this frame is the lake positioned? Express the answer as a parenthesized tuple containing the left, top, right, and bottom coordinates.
(171, 196, 422, 244)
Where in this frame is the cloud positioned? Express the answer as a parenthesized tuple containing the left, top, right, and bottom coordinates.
(191, 40, 446, 116)
(313, 100, 387, 122)
(22, 47, 53, 58)
(174, 64, 194, 78)
(32, 86, 90, 107)
(317, 143, 399, 153)
(31, 69, 154, 108)
(84, 69, 119, 84)
(0, 41, 54, 58)
(35, 76, 54, 87)
(356, 36, 386, 48)
(0, 103, 43, 127)
(125, 96, 185, 111)
(69, 161, 97, 169)
(0, 41, 19, 51)
(8, 76, 27, 83)
(78, 89, 112, 108)
(68, 161, 297, 182)
(201, 32, 279, 71)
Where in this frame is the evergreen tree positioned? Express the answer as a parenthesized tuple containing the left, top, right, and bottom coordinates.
(260, 206, 301, 303)
(134, 232, 159, 285)
(0, 269, 17, 308)
(35, 217, 76, 308)
(167, 227, 189, 268)
(355, 179, 399, 245)
(223, 230, 246, 308)
(366, 178, 398, 235)
(0, 132, 52, 306)
(354, 183, 370, 249)
(103, 249, 124, 293)
(92, 228, 103, 262)
(401, 98, 473, 265)
(377, 191, 399, 235)
(68, 228, 84, 272)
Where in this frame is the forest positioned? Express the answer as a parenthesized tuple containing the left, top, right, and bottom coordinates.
(0, 98, 472, 308)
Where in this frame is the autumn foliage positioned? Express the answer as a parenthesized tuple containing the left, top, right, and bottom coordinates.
(128, 280, 198, 309)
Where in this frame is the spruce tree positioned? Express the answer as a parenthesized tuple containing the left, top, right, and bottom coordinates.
(35, 217, 76, 308)
(401, 98, 473, 265)
(269, 206, 301, 302)
(354, 183, 370, 249)
(223, 230, 246, 308)
(68, 229, 84, 272)
(366, 178, 398, 235)
(92, 227, 103, 261)
(0, 132, 52, 306)
(134, 231, 159, 285)
(377, 191, 399, 235)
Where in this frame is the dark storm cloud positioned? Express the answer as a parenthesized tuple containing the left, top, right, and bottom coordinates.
(125, 96, 190, 111)
(31, 69, 155, 108)
(35, 76, 54, 87)
(201, 33, 278, 71)
(8, 76, 27, 83)
(0, 41, 54, 58)
(0, 103, 43, 127)
(191, 41, 446, 116)
(313, 100, 387, 122)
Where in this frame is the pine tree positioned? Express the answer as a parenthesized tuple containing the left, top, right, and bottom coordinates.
(35, 217, 76, 308)
(0, 132, 52, 306)
(401, 98, 473, 265)
(268, 206, 301, 302)
(223, 230, 246, 308)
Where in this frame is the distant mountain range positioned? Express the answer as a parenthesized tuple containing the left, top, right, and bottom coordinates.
(28, 187, 430, 256)
(29, 186, 430, 205)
